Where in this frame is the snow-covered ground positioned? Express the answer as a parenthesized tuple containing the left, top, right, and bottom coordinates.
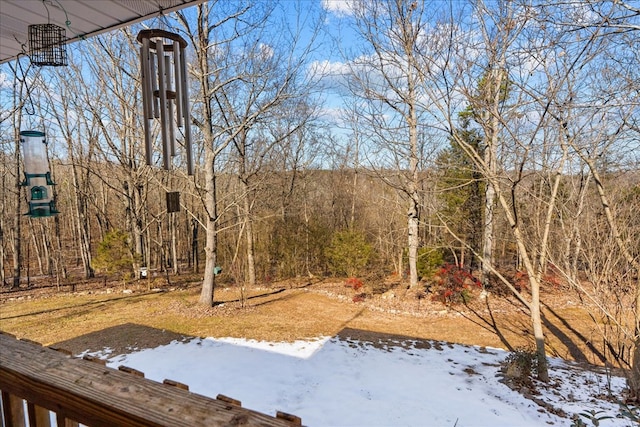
(88, 335, 634, 426)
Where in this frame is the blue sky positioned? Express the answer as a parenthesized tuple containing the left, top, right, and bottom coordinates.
(3, 0, 638, 166)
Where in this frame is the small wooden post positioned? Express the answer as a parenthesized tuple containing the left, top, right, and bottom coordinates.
(276, 411, 302, 426)
(163, 379, 189, 390)
(56, 413, 79, 427)
(27, 402, 52, 427)
(216, 394, 242, 407)
(82, 355, 107, 365)
(2, 391, 26, 427)
(118, 366, 145, 378)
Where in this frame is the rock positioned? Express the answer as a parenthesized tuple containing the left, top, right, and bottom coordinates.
(506, 362, 523, 380)
(381, 290, 395, 299)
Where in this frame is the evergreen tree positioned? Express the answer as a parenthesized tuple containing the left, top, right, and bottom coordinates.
(436, 111, 484, 270)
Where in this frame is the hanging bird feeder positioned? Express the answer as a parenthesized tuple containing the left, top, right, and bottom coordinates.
(137, 29, 193, 176)
(28, 24, 68, 66)
(20, 130, 59, 217)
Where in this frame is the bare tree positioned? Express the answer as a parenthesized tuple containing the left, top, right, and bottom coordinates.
(2, 58, 41, 288)
(44, 60, 102, 279)
(176, 1, 255, 306)
(534, 0, 640, 398)
(338, 0, 438, 288)
(178, 1, 322, 303)
(77, 32, 153, 279)
(421, 0, 612, 381)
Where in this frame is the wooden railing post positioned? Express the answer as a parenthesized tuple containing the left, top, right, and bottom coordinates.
(27, 402, 52, 427)
(2, 390, 26, 427)
(55, 413, 80, 427)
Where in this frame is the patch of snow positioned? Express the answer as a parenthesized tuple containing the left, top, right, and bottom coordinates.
(98, 337, 632, 426)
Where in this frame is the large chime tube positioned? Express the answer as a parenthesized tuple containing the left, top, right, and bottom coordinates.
(150, 52, 159, 118)
(140, 38, 153, 166)
(180, 44, 193, 176)
(155, 40, 171, 170)
(141, 38, 153, 120)
(165, 54, 177, 157)
(173, 40, 183, 127)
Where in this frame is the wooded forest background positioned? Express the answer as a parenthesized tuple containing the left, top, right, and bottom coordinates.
(0, 0, 639, 395)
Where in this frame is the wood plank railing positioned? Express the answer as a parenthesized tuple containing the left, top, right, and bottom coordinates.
(0, 332, 301, 427)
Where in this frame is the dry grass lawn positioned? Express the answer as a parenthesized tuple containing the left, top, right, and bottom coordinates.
(0, 278, 621, 368)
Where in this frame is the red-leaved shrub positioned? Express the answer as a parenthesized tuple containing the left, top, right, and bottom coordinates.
(432, 264, 481, 305)
(352, 293, 366, 303)
(345, 277, 364, 291)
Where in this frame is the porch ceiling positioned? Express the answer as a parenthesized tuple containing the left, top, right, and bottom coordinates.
(0, 0, 206, 64)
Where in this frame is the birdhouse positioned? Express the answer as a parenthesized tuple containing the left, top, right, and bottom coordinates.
(20, 130, 58, 217)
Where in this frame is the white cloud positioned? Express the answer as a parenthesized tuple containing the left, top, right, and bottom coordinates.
(258, 43, 274, 60)
(321, 0, 356, 17)
(308, 59, 349, 78)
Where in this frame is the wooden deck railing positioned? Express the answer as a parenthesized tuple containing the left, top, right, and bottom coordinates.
(0, 332, 301, 426)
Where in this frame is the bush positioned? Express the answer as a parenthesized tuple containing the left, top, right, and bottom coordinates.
(265, 217, 331, 279)
(431, 263, 481, 305)
(352, 293, 366, 303)
(325, 230, 373, 277)
(416, 247, 444, 279)
(345, 277, 364, 291)
(503, 347, 539, 388)
(92, 229, 135, 277)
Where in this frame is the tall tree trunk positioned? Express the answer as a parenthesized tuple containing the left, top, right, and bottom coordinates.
(170, 212, 179, 275)
(481, 149, 495, 285)
(536, 130, 568, 278)
(480, 67, 502, 287)
(200, 149, 218, 306)
(349, 129, 360, 230)
(191, 218, 199, 273)
(12, 130, 21, 289)
(1, 166, 7, 286)
(243, 183, 256, 287)
(407, 196, 419, 287)
(53, 210, 67, 284)
(407, 44, 420, 289)
(238, 138, 256, 287)
(496, 187, 550, 382)
(469, 167, 483, 271)
(72, 167, 94, 278)
(491, 180, 549, 382)
(31, 220, 45, 276)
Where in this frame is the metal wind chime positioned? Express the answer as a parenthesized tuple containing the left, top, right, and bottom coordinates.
(138, 29, 194, 213)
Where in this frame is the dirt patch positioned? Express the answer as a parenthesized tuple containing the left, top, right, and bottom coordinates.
(53, 323, 193, 356)
(338, 327, 442, 351)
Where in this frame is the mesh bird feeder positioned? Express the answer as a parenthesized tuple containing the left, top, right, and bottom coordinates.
(28, 24, 68, 66)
